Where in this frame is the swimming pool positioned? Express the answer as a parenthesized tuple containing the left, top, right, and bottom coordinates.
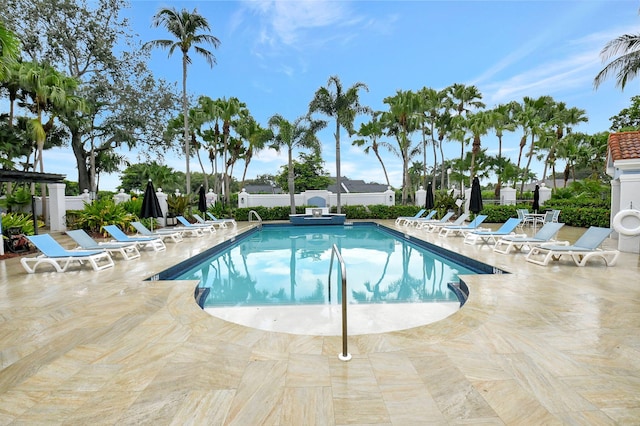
(157, 223, 498, 309)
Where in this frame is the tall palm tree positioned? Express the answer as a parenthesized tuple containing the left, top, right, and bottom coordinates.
(352, 112, 391, 187)
(268, 114, 326, 214)
(216, 97, 247, 203)
(465, 111, 490, 183)
(309, 75, 370, 214)
(145, 7, 220, 195)
(594, 32, 640, 90)
(487, 103, 517, 197)
(0, 23, 20, 81)
(381, 89, 421, 204)
(235, 115, 273, 189)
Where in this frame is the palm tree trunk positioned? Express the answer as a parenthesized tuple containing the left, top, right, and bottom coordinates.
(288, 147, 296, 214)
(335, 120, 342, 214)
(182, 54, 190, 195)
(372, 147, 390, 187)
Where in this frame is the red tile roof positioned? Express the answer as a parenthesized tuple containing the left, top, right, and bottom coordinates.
(609, 131, 640, 161)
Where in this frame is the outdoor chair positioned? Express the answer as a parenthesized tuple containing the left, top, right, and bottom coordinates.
(176, 216, 216, 234)
(193, 213, 228, 229)
(67, 229, 141, 260)
(401, 210, 437, 226)
(103, 225, 166, 251)
(439, 215, 488, 238)
(422, 213, 470, 233)
(525, 226, 619, 267)
(413, 211, 454, 229)
(394, 209, 426, 226)
(463, 218, 522, 245)
(21, 234, 114, 273)
(206, 212, 237, 228)
(131, 221, 184, 243)
(493, 222, 565, 254)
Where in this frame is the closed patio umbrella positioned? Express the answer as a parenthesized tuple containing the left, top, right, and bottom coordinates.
(198, 185, 207, 213)
(532, 184, 540, 213)
(425, 182, 434, 210)
(469, 176, 483, 214)
(140, 180, 162, 231)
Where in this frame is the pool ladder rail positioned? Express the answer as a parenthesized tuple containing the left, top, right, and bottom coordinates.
(248, 210, 262, 229)
(328, 243, 351, 361)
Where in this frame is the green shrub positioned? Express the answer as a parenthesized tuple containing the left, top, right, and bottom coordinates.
(1, 212, 42, 235)
(67, 199, 136, 234)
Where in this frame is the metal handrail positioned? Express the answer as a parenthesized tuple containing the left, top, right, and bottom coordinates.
(328, 243, 351, 361)
(248, 210, 262, 229)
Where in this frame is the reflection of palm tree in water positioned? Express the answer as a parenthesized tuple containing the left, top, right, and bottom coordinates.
(356, 251, 392, 302)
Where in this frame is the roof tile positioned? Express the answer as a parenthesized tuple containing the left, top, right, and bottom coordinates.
(609, 131, 640, 161)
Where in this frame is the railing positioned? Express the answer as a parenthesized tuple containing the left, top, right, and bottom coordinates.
(328, 243, 351, 361)
(248, 210, 262, 229)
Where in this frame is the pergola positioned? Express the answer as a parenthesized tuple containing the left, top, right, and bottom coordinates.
(0, 170, 66, 255)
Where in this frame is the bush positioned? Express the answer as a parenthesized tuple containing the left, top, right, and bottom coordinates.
(1, 212, 42, 235)
(67, 198, 136, 234)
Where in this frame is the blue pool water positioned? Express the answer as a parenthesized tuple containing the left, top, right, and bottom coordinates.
(163, 224, 495, 308)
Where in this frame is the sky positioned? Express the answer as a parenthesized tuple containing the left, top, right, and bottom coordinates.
(41, 0, 640, 191)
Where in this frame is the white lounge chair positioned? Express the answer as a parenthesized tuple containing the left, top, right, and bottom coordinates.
(193, 213, 227, 229)
(176, 216, 215, 234)
(206, 212, 237, 228)
(414, 211, 454, 229)
(463, 218, 522, 245)
(21, 234, 114, 273)
(402, 210, 437, 226)
(493, 222, 565, 254)
(525, 226, 619, 267)
(394, 209, 426, 226)
(439, 215, 488, 237)
(103, 225, 166, 251)
(67, 229, 141, 260)
(131, 221, 184, 243)
(422, 213, 470, 233)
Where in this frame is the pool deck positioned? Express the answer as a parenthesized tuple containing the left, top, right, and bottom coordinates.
(0, 220, 639, 424)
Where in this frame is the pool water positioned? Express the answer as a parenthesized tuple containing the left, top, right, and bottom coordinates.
(174, 224, 478, 307)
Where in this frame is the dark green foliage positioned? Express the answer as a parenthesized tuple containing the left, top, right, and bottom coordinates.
(67, 198, 135, 234)
(478, 204, 518, 223)
(1, 212, 41, 235)
(340, 205, 368, 219)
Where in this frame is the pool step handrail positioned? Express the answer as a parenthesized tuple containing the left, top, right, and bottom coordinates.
(248, 210, 262, 229)
(328, 243, 351, 362)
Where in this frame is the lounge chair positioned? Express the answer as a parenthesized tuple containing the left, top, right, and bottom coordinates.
(394, 208, 426, 226)
(414, 211, 454, 229)
(493, 222, 565, 254)
(176, 216, 215, 234)
(206, 212, 238, 228)
(422, 213, 470, 233)
(401, 210, 437, 226)
(463, 218, 522, 245)
(439, 215, 488, 237)
(21, 234, 114, 273)
(67, 229, 141, 260)
(193, 213, 227, 229)
(525, 226, 619, 267)
(131, 221, 184, 243)
(103, 225, 166, 251)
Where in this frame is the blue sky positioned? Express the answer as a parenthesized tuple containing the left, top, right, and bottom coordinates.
(43, 0, 640, 191)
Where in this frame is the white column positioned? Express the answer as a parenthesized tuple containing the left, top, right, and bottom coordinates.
(48, 183, 66, 232)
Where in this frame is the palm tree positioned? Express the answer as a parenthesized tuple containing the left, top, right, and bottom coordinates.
(465, 111, 491, 184)
(268, 114, 326, 214)
(352, 112, 391, 187)
(235, 115, 273, 189)
(445, 83, 485, 160)
(594, 33, 640, 90)
(145, 7, 220, 195)
(0, 23, 20, 81)
(487, 103, 517, 197)
(308, 75, 370, 214)
(381, 89, 421, 204)
(216, 97, 247, 203)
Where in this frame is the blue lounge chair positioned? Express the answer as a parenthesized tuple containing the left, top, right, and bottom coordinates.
(414, 211, 454, 229)
(401, 210, 437, 227)
(463, 218, 522, 245)
(394, 209, 426, 226)
(439, 215, 488, 237)
(176, 216, 215, 234)
(493, 222, 565, 254)
(67, 229, 141, 260)
(206, 212, 237, 228)
(193, 213, 227, 229)
(525, 226, 619, 266)
(21, 234, 114, 273)
(131, 221, 184, 243)
(423, 213, 470, 233)
(103, 225, 166, 251)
